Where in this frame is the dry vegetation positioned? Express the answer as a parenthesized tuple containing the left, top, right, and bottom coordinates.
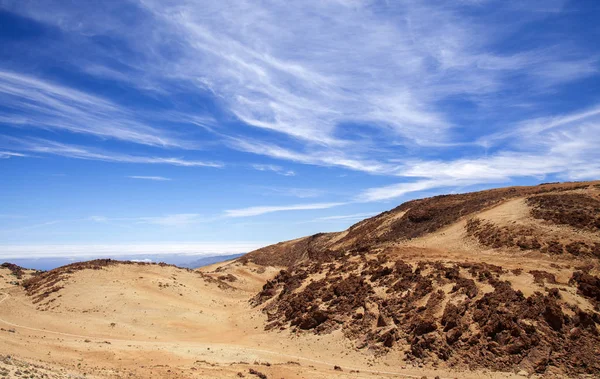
(466, 192, 600, 259)
(527, 193, 600, 231)
(465, 218, 600, 258)
(243, 181, 600, 377)
(0, 262, 26, 279)
(253, 255, 600, 375)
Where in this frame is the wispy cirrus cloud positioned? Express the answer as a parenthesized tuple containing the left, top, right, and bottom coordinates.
(135, 0, 592, 149)
(357, 152, 598, 202)
(233, 138, 398, 175)
(0, 137, 223, 168)
(251, 164, 295, 176)
(358, 105, 600, 202)
(225, 202, 345, 218)
(127, 175, 172, 181)
(4, 0, 595, 180)
(478, 105, 600, 148)
(0, 151, 27, 159)
(0, 70, 198, 148)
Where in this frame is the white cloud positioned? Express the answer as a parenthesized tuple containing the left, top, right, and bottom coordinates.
(0, 70, 199, 148)
(358, 143, 599, 202)
(479, 105, 600, 148)
(356, 152, 588, 202)
(356, 103, 600, 202)
(131, 258, 153, 263)
(251, 164, 295, 176)
(225, 202, 345, 218)
(400, 155, 567, 182)
(233, 138, 397, 175)
(0, 242, 266, 259)
(3, 1, 594, 179)
(1, 137, 223, 168)
(128, 175, 172, 181)
(0, 151, 27, 159)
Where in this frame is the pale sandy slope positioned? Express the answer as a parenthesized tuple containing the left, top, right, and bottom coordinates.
(0, 261, 526, 379)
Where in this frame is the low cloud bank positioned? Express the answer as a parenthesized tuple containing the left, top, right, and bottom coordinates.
(0, 242, 267, 260)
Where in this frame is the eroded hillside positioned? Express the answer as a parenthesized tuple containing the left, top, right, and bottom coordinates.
(241, 181, 600, 377)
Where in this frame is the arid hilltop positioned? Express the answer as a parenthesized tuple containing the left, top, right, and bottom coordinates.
(1, 181, 599, 378)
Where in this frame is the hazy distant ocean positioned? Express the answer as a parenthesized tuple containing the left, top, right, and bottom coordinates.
(2, 253, 244, 271)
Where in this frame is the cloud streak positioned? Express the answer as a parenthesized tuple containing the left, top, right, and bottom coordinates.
(0, 137, 223, 168)
(225, 202, 345, 218)
(3, 1, 595, 180)
(128, 175, 172, 181)
(0, 242, 266, 259)
(0, 151, 27, 159)
(251, 164, 295, 176)
(0, 70, 197, 148)
(358, 105, 600, 201)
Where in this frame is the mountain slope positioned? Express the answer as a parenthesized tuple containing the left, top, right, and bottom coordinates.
(240, 181, 600, 376)
(242, 181, 599, 267)
(1, 181, 599, 378)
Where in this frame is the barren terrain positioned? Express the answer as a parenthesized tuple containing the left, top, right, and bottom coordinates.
(1, 181, 600, 378)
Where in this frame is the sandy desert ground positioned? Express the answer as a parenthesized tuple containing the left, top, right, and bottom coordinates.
(1, 181, 599, 378)
(0, 261, 533, 379)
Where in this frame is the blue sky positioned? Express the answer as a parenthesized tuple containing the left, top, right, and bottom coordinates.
(1, 0, 599, 259)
